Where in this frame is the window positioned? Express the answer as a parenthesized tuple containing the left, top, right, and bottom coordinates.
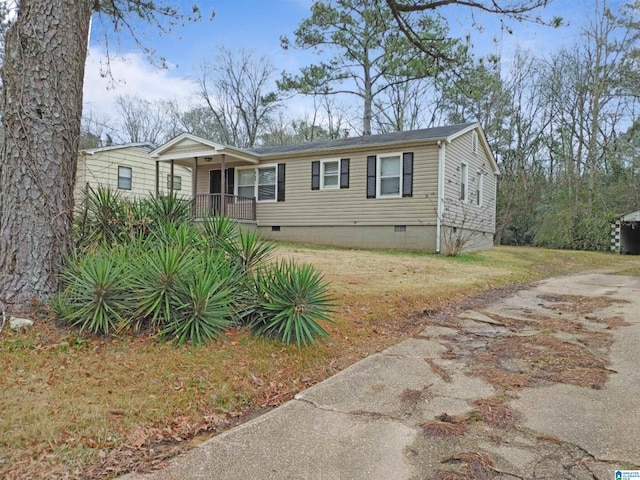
(236, 164, 284, 202)
(367, 153, 412, 199)
(460, 162, 468, 201)
(237, 169, 256, 199)
(471, 131, 478, 154)
(476, 172, 483, 206)
(321, 159, 339, 189)
(166, 175, 182, 191)
(258, 166, 277, 201)
(313, 159, 349, 190)
(377, 153, 402, 198)
(118, 166, 132, 190)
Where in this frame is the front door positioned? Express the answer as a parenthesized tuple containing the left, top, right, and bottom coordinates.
(209, 169, 235, 214)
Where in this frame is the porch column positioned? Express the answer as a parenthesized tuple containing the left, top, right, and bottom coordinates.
(220, 153, 226, 216)
(155, 160, 159, 196)
(170, 159, 175, 194)
(193, 157, 198, 201)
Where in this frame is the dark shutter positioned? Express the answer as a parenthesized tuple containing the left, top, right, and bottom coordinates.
(366, 155, 376, 198)
(277, 163, 286, 202)
(226, 167, 235, 195)
(402, 152, 413, 198)
(311, 161, 320, 190)
(340, 158, 350, 189)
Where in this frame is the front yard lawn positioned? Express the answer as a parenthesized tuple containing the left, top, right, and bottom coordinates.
(1, 245, 638, 479)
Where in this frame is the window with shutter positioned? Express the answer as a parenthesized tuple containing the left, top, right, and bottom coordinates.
(320, 159, 339, 189)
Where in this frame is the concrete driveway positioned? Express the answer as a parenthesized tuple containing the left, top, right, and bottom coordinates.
(122, 272, 640, 479)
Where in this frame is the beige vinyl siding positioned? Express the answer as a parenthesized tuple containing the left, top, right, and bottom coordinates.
(443, 130, 496, 233)
(163, 138, 213, 156)
(76, 147, 192, 204)
(255, 144, 439, 227)
(193, 160, 254, 196)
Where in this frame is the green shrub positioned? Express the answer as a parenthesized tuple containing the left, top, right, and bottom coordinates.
(144, 192, 192, 225)
(77, 186, 127, 248)
(250, 261, 334, 347)
(160, 267, 237, 345)
(56, 249, 133, 334)
(150, 222, 205, 253)
(224, 229, 276, 273)
(201, 215, 238, 248)
(131, 246, 199, 330)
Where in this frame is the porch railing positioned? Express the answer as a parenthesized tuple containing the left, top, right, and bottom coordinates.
(192, 194, 256, 221)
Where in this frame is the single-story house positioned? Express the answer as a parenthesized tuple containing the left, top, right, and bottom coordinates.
(75, 142, 192, 205)
(149, 122, 499, 253)
(611, 210, 640, 254)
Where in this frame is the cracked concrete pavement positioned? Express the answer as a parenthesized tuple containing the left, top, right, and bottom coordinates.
(122, 272, 640, 479)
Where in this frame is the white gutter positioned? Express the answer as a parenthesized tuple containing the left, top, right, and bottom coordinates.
(436, 140, 446, 254)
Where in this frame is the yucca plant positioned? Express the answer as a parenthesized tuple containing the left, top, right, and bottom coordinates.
(56, 249, 133, 335)
(144, 192, 192, 226)
(151, 222, 205, 253)
(221, 229, 275, 273)
(201, 215, 238, 248)
(131, 246, 199, 330)
(78, 186, 127, 248)
(160, 268, 237, 345)
(250, 260, 335, 347)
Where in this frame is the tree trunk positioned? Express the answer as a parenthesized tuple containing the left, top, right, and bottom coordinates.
(0, 0, 93, 312)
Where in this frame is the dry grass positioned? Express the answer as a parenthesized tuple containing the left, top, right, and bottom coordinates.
(1, 245, 639, 478)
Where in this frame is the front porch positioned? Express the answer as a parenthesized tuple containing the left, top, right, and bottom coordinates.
(191, 193, 256, 221)
(150, 133, 260, 222)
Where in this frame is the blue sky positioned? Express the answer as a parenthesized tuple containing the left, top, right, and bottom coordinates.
(81, 0, 613, 131)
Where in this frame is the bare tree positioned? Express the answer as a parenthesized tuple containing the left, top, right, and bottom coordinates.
(196, 47, 282, 147)
(115, 94, 172, 144)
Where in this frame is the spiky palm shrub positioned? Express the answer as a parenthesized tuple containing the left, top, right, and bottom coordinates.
(201, 215, 238, 248)
(144, 192, 192, 226)
(250, 260, 334, 347)
(221, 229, 275, 273)
(131, 245, 199, 331)
(77, 186, 127, 248)
(150, 222, 206, 253)
(160, 259, 238, 345)
(55, 248, 133, 334)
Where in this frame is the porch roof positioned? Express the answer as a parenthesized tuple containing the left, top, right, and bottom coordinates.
(149, 133, 258, 165)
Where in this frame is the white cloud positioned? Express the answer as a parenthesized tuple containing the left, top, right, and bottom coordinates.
(82, 46, 197, 124)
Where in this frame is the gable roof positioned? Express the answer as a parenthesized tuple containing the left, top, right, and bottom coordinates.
(81, 142, 156, 155)
(148, 122, 499, 174)
(149, 132, 226, 157)
(249, 123, 477, 156)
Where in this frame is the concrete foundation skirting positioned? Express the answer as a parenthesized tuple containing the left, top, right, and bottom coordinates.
(256, 225, 494, 253)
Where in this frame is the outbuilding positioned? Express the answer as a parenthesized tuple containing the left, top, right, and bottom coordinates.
(611, 210, 640, 254)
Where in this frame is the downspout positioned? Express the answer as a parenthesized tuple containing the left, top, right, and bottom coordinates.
(436, 140, 446, 254)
